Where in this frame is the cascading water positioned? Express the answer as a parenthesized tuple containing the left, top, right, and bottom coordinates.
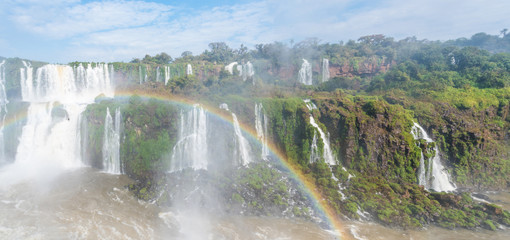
(103, 107, 122, 174)
(298, 59, 312, 85)
(304, 99, 336, 165)
(254, 103, 269, 161)
(186, 64, 193, 75)
(219, 103, 253, 166)
(20, 61, 33, 100)
(0, 60, 8, 163)
(139, 65, 143, 84)
(15, 63, 113, 171)
(170, 105, 208, 172)
(156, 66, 161, 82)
(225, 62, 238, 74)
(411, 122, 456, 192)
(242, 61, 255, 83)
(164, 66, 171, 85)
(232, 113, 252, 166)
(309, 133, 320, 163)
(322, 58, 330, 83)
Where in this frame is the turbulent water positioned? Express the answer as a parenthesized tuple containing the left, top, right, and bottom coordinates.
(411, 122, 456, 192)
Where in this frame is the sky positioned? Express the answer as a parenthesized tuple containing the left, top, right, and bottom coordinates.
(0, 0, 509, 63)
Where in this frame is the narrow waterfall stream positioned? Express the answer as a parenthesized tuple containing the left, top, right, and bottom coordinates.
(411, 122, 456, 192)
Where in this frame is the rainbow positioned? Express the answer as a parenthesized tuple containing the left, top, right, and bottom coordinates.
(1, 88, 350, 239)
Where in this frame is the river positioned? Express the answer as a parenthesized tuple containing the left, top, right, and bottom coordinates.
(1, 167, 509, 239)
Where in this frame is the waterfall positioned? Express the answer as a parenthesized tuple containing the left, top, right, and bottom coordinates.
(103, 107, 122, 174)
(20, 61, 33, 101)
(186, 64, 193, 75)
(225, 62, 238, 74)
(304, 99, 336, 165)
(110, 64, 115, 84)
(156, 66, 161, 82)
(139, 65, 142, 84)
(219, 103, 229, 111)
(232, 113, 252, 166)
(0, 60, 8, 163)
(322, 58, 330, 83)
(255, 103, 269, 160)
(241, 61, 254, 83)
(15, 63, 113, 169)
(170, 105, 208, 172)
(164, 66, 171, 85)
(411, 122, 456, 192)
(298, 59, 312, 85)
(309, 133, 320, 163)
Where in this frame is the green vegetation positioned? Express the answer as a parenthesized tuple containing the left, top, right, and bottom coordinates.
(72, 31, 510, 230)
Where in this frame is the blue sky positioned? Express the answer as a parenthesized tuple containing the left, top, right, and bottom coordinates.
(0, 0, 509, 63)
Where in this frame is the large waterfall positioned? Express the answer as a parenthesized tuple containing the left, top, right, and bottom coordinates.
(304, 99, 336, 165)
(411, 122, 456, 192)
(298, 59, 312, 85)
(0, 60, 7, 163)
(170, 105, 208, 172)
(322, 58, 330, 83)
(255, 103, 269, 160)
(15, 63, 113, 170)
(103, 107, 122, 174)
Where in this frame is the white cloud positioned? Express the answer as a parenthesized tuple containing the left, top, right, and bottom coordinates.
(9, 0, 172, 38)
(3, 0, 510, 62)
(65, 1, 273, 62)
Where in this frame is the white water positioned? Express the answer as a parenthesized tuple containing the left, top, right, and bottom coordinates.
(225, 62, 238, 74)
(186, 64, 193, 76)
(103, 107, 122, 174)
(309, 132, 320, 163)
(232, 113, 252, 166)
(254, 103, 269, 160)
(0, 60, 7, 163)
(164, 66, 171, 85)
(219, 103, 229, 111)
(139, 65, 143, 84)
(156, 66, 161, 82)
(20, 61, 33, 101)
(304, 99, 336, 165)
(241, 61, 255, 83)
(3, 63, 113, 184)
(170, 105, 208, 172)
(309, 117, 336, 165)
(411, 122, 456, 192)
(298, 59, 313, 85)
(322, 58, 330, 83)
